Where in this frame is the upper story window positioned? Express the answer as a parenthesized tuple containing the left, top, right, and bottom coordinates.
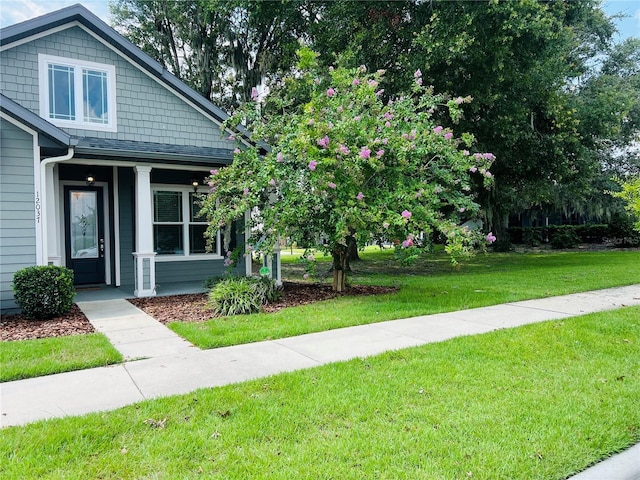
(38, 54, 117, 132)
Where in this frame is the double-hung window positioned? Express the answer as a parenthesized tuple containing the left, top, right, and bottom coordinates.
(38, 54, 117, 132)
(153, 188, 220, 258)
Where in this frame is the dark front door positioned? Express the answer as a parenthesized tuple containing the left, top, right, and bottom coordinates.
(64, 186, 106, 285)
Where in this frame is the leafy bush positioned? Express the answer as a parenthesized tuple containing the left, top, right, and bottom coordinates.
(208, 276, 281, 316)
(202, 276, 223, 291)
(550, 228, 581, 249)
(12, 266, 75, 319)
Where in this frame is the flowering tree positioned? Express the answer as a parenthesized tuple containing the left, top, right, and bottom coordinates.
(201, 49, 495, 291)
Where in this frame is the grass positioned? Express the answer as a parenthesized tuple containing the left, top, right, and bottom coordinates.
(171, 249, 640, 349)
(2, 306, 639, 479)
(0, 334, 122, 382)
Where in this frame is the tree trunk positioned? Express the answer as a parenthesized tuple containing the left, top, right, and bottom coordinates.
(332, 246, 348, 292)
(346, 234, 360, 272)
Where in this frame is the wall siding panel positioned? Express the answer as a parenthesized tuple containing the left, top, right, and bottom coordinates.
(0, 119, 36, 311)
(0, 26, 235, 151)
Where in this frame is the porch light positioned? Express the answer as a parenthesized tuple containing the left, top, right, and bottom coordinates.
(191, 178, 200, 193)
(85, 173, 95, 186)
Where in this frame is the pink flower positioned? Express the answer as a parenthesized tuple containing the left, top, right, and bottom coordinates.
(354, 115, 361, 121)
(459, 207, 466, 213)
(414, 69, 422, 78)
(356, 192, 364, 201)
(409, 129, 417, 141)
(401, 210, 412, 219)
(303, 273, 309, 279)
(485, 171, 493, 178)
(368, 80, 378, 87)
(402, 238, 414, 248)
(381, 138, 388, 144)
(228, 134, 235, 141)
(337, 106, 344, 113)
(376, 149, 385, 158)
(402, 133, 409, 140)
(415, 191, 422, 198)
(474, 153, 483, 160)
(463, 150, 470, 156)
(486, 232, 497, 244)
(317, 136, 330, 148)
(383, 222, 390, 229)
(376, 89, 385, 96)
(455, 97, 464, 105)
(383, 112, 394, 120)
(416, 77, 423, 86)
(484, 152, 495, 160)
(433, 126, 443, 134)
(329, 66, 334, 71)
(308, 119, 315, 126)
(314, 77, 321, 85)
(385, 121, 391, 128)
(480, 168, 486, 175)
(308, 254, 315, 261)
(243, 187, 249, 196)
(444, 132, 453, 140)
(210, 169, 219, 175)
(360, 147, 371, 159)
(308, 160, 318, 171)
(277, 152, 284, 162)
(269, 179, 276, 186)
(327, 88, 335, 97)
(328, 182, 337, 189)
(470, 167, 477, 173)
(251, 87, 259, 100)
(339, 144, 350, 155)
(353, 78, 360, 85)
(233, 148, 241, 154)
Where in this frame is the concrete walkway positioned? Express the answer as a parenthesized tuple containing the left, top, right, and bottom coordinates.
(1, 285, 639, 478)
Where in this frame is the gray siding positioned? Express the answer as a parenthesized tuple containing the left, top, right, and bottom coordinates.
(0, 25, 233, 149)
(156, 257, 246, 286)
(0, 118, 36, 311)
(117, 167, 135, 286)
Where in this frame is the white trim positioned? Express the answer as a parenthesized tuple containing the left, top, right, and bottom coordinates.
(0, 23, 75, 52)
(0, 112, 44, 265)
(113, 166, 121, 286)
(38, 53, 117, 132)
(155, 254, 223, 263)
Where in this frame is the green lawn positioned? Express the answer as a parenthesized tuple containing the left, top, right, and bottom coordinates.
(0, 334, 122, 383)
(171, 249, 640, 349)
(2, 306, 638, 479)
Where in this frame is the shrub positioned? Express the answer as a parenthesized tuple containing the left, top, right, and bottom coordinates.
(208, 276, 280, 316)
(12, 266, 75, 319)
(550, 227, 581, 249)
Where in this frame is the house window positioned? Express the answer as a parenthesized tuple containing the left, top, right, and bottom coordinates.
(152, 189, 218, 257)
(39, 54, 116, 132)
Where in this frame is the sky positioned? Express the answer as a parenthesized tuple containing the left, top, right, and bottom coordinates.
(0, 0, 638, 39)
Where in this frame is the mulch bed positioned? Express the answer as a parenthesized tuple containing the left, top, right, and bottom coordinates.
(129, 282, 398, 324)
(2, 282, 397, 340)
(1, 305, 95, 342)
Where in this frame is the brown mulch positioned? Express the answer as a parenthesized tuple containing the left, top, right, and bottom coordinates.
(1, 282, 397, 341)
(129, 282, 398, 325)
(1, 305, 95, 342)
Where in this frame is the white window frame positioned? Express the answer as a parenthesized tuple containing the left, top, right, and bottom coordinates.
(152, 186, 221, 261)
(38, 54, 117, 132)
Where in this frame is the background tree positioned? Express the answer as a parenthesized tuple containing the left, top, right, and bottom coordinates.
(110, 0, 307, 108)
(201, 50, 495, 291)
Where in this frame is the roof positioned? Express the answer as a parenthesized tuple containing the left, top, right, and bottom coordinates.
(0, 93, 76, 147)
(74, 137, 234, 165)
(0, 3, 232, 127)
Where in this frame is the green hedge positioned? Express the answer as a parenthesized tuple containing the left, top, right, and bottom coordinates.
(507, 223, 640, 248)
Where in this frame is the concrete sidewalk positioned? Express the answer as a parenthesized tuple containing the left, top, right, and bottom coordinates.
(1, 284, 639, 478)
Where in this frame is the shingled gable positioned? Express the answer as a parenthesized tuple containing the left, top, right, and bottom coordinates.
(0, 3, 231, 128)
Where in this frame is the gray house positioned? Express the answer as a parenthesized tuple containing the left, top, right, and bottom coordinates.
(0, 4, 258, 311)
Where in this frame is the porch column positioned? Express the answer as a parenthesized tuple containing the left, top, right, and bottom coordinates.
(44, 164, 61, 265)
(132, 165, 156, 297)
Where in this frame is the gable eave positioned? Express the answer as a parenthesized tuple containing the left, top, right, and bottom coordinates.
(0, 93, 75, 147)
